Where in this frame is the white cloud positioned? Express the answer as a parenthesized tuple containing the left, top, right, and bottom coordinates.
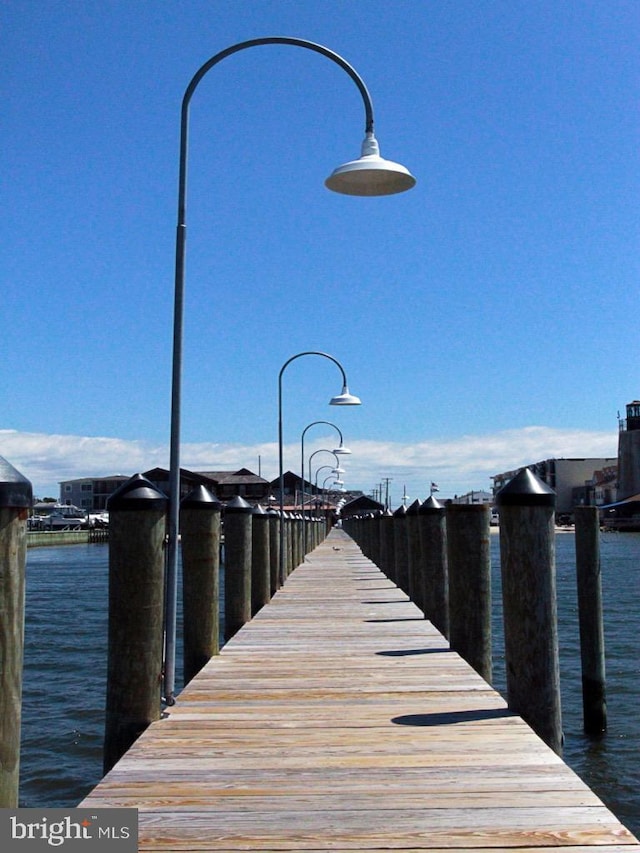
(0, 426, 617, 503)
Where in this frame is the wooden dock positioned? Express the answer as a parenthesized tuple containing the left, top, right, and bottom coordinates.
(80, 528, 640, 851)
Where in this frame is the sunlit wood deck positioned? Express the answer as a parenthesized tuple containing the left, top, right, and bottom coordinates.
(80, 528, 639, 851)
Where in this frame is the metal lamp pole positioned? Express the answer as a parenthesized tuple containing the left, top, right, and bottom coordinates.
(300, 421, 350, 554)
(277, 351, 360, 585)
(165, 37, 414, 704)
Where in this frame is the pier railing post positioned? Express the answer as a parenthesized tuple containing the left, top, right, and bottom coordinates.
(393, 504, 409, 595)
(103, 474, 167, 774)
(251, 504, 271, 615)
(574, 505, 607, 735)
(181, 485, 222, 685)
(0, 457, 32, 807)
(446, 503, 491, 682)
(406, 500, 423, 610)
(268, 509, 281, 595)
(380, 509, 396, 582)
(223, 496, 253, 641)
(419, 496, 449, 639)
(496, 467, 563, 754)
(378, 509, 393, 581)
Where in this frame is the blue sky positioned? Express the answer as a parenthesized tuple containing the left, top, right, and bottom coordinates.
(2, 0, 637, 504)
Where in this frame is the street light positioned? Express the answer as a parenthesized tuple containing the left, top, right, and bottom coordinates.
(315, 464, 339, 490)
(301, 421, 350, 505)
(165, 37, 415, 704)
(278, 351, 360, 584)
(308, 448, 343, 493)
(300, 420, 350, 552)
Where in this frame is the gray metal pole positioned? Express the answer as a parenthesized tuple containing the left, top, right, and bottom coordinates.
(166, 38, 377, 704)
(278, 351, 354, 585)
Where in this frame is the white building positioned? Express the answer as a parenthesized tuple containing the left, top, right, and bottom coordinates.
(492, 458, 616, 516)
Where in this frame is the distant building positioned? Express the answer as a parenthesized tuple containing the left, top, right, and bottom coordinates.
(143, 467, 271, 505)
(269, 471, 356, 510)
(60, 467, 273, 509)
(617, 400, 640, 500)
(492, 458, 617, 517)
(450, 490, 493, 506)
(599, 401, 640, 531)
(59, 475, 129, 510)
(340, 495, 384, 518)
(587, 465, 618, 508)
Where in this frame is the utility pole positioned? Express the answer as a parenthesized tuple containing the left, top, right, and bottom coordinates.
(381, 477, 393, 511)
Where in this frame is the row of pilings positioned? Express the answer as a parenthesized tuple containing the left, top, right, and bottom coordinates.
(0, 458, 333, 805)
(103, 473, 332, 774)
(0, 458, 607, 805)
(343, 468, 607, 758)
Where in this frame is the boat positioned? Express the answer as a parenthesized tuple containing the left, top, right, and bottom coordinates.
(28, 504, 88, 531)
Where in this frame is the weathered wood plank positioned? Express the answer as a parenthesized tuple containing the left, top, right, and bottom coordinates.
(79, 529, 640, 851)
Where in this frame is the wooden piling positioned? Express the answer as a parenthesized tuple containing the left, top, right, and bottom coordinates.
(223, 496, 252, 642)
(103, 474, 167, 774)
(446, 503, 491, 682)
(574, 505, 607, 735)
(181, 485, 222, 685)
(251, 505, 271, 616)
(380, 509, 396, 582)
(393, 504, 409, 595)
(406, 500, 424, 611)
(496, 467, 562, 754)
(0, 457, 32, 807)
(419, 496, 449, 639)
(378, 509, 394, 582)
(268, 509, 281, 595)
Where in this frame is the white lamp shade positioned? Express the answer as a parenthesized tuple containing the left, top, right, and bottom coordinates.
(325, 133, 416, 197)
(329, 385, 361, 406)
(333, 445, 352, 455)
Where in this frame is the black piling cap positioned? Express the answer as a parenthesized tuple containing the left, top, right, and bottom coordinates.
(393, 504, 407, 517)
(224, 495, 252, 514)
(252, 504, 267, 516)
(420, 495, 443, 513)
(495, 467, 556, 507)
(107, 473, 168, 511)
(0, 456, 33, 508)
(406, 499, 422, 516)
(181, 484, 221, 511)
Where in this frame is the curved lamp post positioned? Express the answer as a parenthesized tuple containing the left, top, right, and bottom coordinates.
(300, 420, 350, 552)
(301, 421, 350, 501)
(278, 351, 360, 585)
(165, 37, 415, 704)
(308, 448, 343, 493)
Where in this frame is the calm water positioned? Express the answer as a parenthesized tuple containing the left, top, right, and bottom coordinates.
(19, 533, 640, 834)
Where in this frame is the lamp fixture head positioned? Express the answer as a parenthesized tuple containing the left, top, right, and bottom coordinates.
(329, 385, 361, 406)
(333, 444, 352, 455)
(325, 132, 416, 197)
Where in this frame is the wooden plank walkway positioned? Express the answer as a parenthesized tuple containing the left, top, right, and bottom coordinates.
(80, 528, 640, 851)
